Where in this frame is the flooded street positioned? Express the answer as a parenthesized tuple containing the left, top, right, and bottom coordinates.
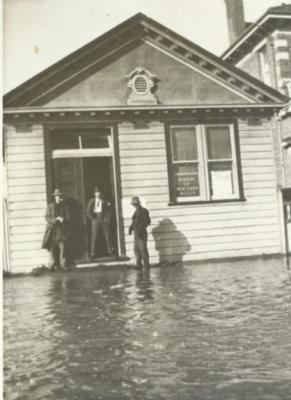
(3, 258, 291, 400)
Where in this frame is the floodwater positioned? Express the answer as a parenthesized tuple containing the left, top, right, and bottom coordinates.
(3, 258, 291, 400)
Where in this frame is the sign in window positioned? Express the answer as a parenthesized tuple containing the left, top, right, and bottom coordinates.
(169, 124, 240, 203)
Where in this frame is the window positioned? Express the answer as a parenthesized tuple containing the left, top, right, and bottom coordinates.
(170, 126, 201, 201)
(168, 123, 240, 203)
(259, 46, 271, 86)
(51, 129, 110, 150)
(50, 128, 112, 158)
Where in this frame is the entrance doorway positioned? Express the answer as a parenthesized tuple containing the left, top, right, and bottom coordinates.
(53, 156, 117, 261)
(48, 126, 121, 263)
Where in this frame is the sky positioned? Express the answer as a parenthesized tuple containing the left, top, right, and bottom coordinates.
(3, 0, 290, 93)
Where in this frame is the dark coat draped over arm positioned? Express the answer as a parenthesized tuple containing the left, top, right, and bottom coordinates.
(42, 202, 70, 249)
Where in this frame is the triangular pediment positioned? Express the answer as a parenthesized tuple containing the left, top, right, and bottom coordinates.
(4, 13, 287, 108)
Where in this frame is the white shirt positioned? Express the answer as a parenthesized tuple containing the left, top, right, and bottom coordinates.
(94, 199, 102, 213)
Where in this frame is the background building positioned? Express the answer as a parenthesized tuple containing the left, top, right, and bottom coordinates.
(223, 0, 291, 254)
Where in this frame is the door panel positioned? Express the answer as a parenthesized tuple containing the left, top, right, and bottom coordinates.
(53, 158, 87, 259)
(53, 158, 84, 203)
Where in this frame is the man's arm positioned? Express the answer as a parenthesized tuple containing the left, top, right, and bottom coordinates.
(138, 208, 150, 229)
(144, 209, 151, 227)
(86, 199, 93, 220)
(45, 204, 56, 225)
(128, 211, 135, 235)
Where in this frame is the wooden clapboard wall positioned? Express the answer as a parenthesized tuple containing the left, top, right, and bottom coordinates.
(5, 124, 48, 273)
(4, 117, 283, 272)
(118, 120, 282, 264)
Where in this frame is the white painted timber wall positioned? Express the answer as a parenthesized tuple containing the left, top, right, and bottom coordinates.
(118, 120, 282, 264)
(5, 124, 48, 273)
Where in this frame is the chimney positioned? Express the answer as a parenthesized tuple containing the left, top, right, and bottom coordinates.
(224, 0, 246, 45)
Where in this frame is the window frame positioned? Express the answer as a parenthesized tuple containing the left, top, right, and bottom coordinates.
(165, 121, 244, 205)
(51, 128, 113, 159)
(169, 125, 205, 202)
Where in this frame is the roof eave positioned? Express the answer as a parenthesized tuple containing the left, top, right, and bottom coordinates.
(3, 103, 288, 115)
(222, 13, 291, 61)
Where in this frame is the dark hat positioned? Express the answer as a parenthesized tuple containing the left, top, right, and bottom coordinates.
(52, 188, 63, 197)
(131, 196, 141, 205)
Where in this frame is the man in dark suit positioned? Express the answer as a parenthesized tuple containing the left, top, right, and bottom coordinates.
(86, 187, 114, 260)
(42, 189, 71, 270)
(128, 196, 151, 269)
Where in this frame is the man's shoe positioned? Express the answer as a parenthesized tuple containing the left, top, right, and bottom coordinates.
(133, 265, 142, 270)
(90, 255, 96, 262)
(49, 264, 57, 271)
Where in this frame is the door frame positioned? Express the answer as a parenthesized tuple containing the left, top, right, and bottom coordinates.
(43, 122, 124, 258)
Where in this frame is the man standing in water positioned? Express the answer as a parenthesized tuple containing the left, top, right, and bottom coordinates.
(42, 189, 71, 270)
(87, 187, 114, 260)
(128, 196, 151, 269)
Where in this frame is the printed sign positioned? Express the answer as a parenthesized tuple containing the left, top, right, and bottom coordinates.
(176, 174, 199, 197)
(211, 170, 233, 197)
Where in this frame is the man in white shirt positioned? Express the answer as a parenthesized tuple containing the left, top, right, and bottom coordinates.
(86, 187, 114, 260)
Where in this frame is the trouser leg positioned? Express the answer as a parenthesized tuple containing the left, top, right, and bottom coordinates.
(102, 222, 113, 254)
(59, 241, 67, 269)
(49, 243, 59, 269)
(138, 237, 150, 269)
(134, 234, 142, 268)
(90, 219, 99, 257)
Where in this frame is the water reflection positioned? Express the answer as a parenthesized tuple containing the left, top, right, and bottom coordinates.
(135, 269, 154, 302)
(3, 259, 291, 400)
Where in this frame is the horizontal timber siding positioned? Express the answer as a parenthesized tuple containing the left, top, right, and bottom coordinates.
(5, 124, 48, 272)
(118, 120, 281, 264)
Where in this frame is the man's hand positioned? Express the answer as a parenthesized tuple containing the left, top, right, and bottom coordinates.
(56, 217, 64, 223)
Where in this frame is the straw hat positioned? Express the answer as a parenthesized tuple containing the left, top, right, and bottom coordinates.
(131, 196, 141, 205)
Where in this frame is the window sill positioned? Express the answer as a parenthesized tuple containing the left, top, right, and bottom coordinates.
(168, 198, 246, 206)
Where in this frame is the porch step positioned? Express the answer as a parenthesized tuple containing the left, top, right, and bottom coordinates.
(75, 257, 131, 268)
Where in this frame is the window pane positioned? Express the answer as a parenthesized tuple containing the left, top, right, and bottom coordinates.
(208, 161, 234, 198)
(171, 127, 197, 161)
(206, 126, 232, 159)
(174, 163, 200, 198)
(51, 131, 79, 150)
(81, 130, 110, 149)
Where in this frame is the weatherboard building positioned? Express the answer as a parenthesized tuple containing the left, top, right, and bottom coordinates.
(3, 14, 288, 273)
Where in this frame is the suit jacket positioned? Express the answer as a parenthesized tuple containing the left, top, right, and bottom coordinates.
(86, 198, 112, 225)
(129, 206, 151, 239)
(42, 201, 70, 249)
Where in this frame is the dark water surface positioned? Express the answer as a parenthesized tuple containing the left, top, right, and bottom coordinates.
(3, 258, 291, 400)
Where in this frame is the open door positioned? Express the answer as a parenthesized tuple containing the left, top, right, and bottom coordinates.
(53, 158, 87, 260)
(83, 157, 117, 258)
(52, 157, 118, 261)
(53, 158, 84, 202)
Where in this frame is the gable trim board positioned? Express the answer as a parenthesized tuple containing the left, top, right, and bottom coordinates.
(4, 103, 287, 113)
(3, 103, 287, 126)
(4, 13, 287, 108)
(145, 41, 254, 103)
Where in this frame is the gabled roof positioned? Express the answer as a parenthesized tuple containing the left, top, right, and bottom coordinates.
(4, 13, 287, 108)
(222, 4, 291, 63)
